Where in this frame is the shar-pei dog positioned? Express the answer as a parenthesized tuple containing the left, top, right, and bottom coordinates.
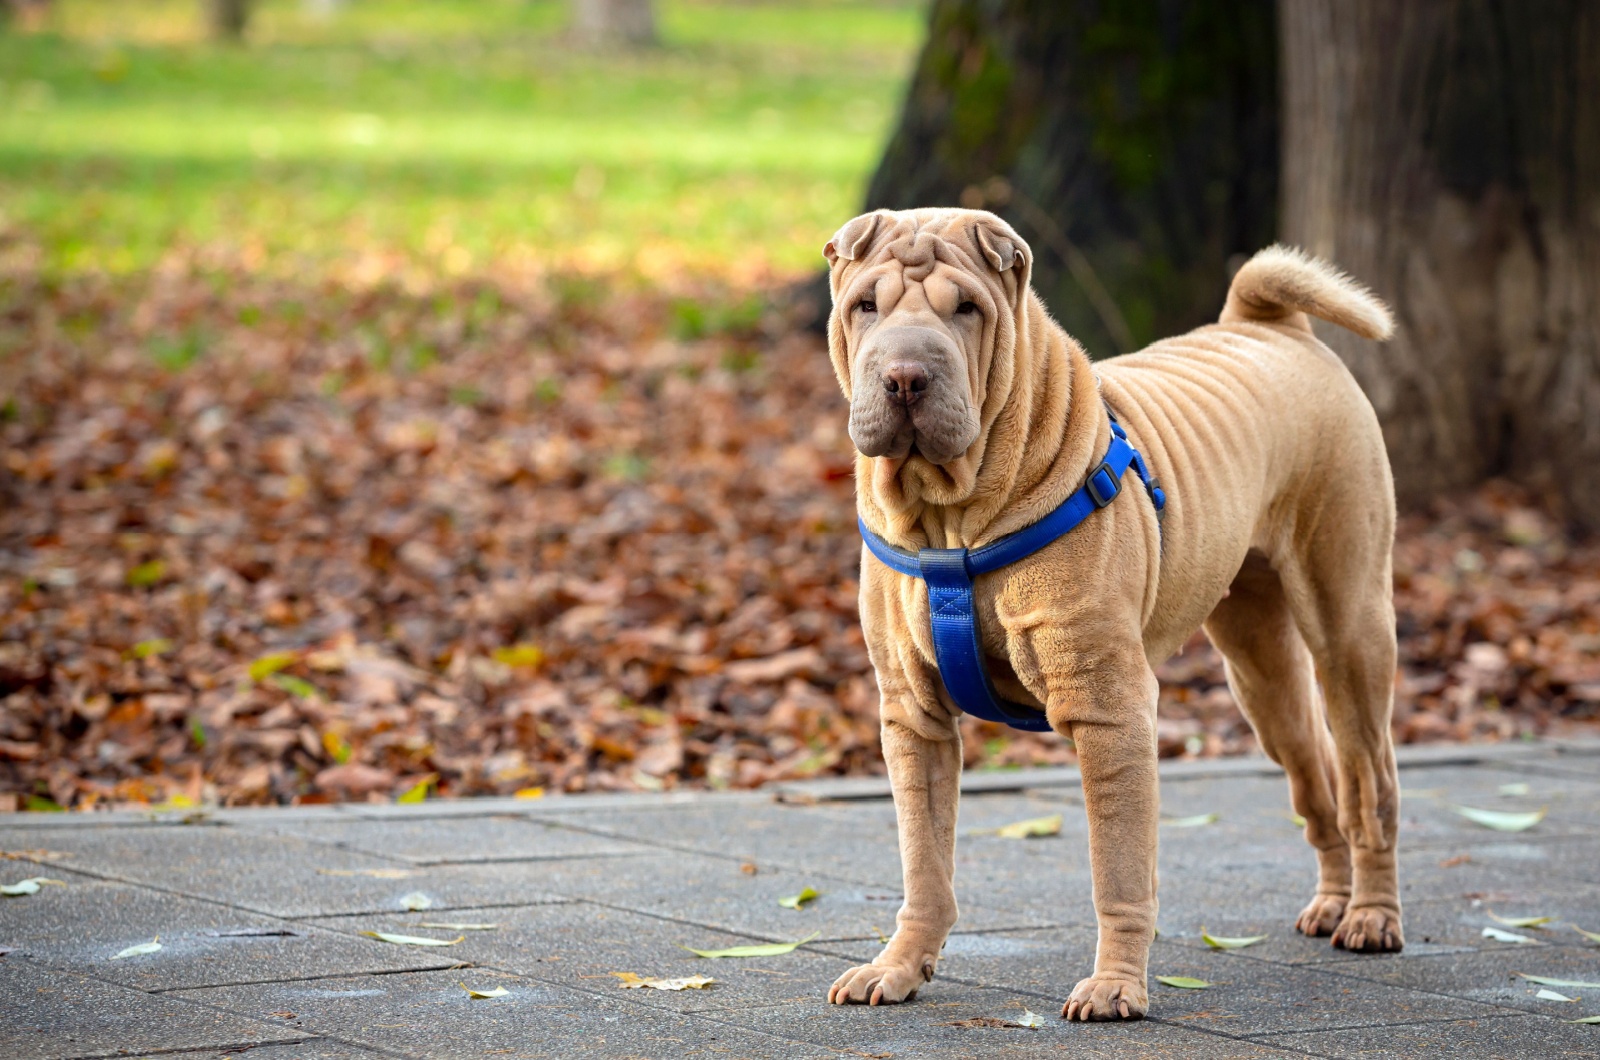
(821, 208, 1403, 1020)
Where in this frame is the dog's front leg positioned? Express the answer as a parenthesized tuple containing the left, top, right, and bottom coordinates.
(1056, 678, 1159, 1021)
(828, 715, 961, 1005)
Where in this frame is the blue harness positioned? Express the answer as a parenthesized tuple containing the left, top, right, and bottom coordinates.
(857, 414, 1165, 732)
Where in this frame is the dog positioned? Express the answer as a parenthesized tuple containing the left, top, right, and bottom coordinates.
(820, 208, 1403, 1020)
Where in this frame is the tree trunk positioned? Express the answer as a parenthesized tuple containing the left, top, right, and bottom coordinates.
(570, 0, 657, 49)
(209, 0, 251, 40)
(862, 0, 1279, 357)
(1281, 0, 1600, 526)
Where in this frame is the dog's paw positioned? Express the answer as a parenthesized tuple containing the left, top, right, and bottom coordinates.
(1330, 904, 1403, 953)
(1062, 974, 1147, 1021)
(1295, 892, 1348, 937)
(827, 959, 932, 1006)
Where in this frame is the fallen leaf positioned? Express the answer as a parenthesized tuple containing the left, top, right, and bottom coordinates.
(1156, 976, 1211, 989)
(1488, 912, 1553, 928)
(492, 643, 545, 669)
(513, 787, 545, 800)
(270, 673, 319, 699)
(1536, 988, 1577, 1001)
(317, 868, 414, 879)
(1519, 974, 1600, 989)
(1161, 813, 1219, 828)
(1, 877, 65, 897)
(941, 1015, 1041, 1029)
(778, 887, 819, 909)
(461, 983, 510, 999)
(683, 932, 819, 958)
(129, 638, 175, 660)
(111, 938, 162, 959)
(248, 652, 298, 682)
(399, 891, 433, 911)
(1201, 928, 1268, 950)
(1576, 925, 1600, 944)
(359, 931, 464, 947)
(203, 927, 298, 937)
(994, 815, 1062, 839)
(1499, 782, 1531, 796)
(1286, 812, 1307, 827)
(1483, 927, 1541, 944)
(612, 972, 717, 990)
(418, 922, 498, 931)
(397, 774, 436, 804)
(1569, 1015, 1600, 1024)
(1451, 805, 1547, 832)
(1015, 1009, 1047, 1028)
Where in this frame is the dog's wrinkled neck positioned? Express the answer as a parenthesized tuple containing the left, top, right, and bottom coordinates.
(859, 291, 1109, 551)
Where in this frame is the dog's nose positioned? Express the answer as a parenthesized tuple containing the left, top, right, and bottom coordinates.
(882, 362, 929, 406)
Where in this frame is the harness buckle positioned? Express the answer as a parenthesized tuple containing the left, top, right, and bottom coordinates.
(1086, 461, 1121, 508)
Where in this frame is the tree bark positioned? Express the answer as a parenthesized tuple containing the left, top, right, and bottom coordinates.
(862, 0, 1279, 357)
(209, 0, 251, 41)
(571, 0, 657, 49)
(1280, 0, 1600, 526)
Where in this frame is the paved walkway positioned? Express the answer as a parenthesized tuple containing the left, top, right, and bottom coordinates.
(4, 741, 1600, 1060)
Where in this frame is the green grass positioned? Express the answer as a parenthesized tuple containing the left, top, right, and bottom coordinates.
(0, 0, 923, 282)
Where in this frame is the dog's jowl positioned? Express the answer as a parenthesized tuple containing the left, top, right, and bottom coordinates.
(821, 208, 1403, 1021)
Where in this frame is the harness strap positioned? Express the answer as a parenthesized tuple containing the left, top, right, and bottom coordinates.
(858, 413, 1165, 732)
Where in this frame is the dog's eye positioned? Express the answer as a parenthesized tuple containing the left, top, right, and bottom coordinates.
(955, 300, 978, 316)
(856, 299, 877, 315)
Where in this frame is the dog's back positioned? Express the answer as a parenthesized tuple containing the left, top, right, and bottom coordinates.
(1094, 246, 1397, 661)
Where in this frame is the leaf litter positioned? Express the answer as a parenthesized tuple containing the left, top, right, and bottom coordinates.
(777, 887, 819, 909)
(683, 932, 818, 958)
(110, 938, 162, 960)
(359, 931, 464, 947)
(1201, 928, 1267, 950)
(612, 972, 716, 990)
(2, 259, 1599, 811)
(1, 877, 65, 897)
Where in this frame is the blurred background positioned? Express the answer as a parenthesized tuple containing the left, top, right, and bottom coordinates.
(1, 0, 1596, 811)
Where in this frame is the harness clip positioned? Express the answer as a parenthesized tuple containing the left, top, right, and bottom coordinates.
(1086, 461, 1121, 508)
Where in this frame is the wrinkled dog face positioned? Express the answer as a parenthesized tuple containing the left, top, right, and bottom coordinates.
(825, 210, 1025, 466)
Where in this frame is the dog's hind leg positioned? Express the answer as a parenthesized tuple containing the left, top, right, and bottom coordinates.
(1204, 551, 1352, 937)
(1275, 517, 1404, 953)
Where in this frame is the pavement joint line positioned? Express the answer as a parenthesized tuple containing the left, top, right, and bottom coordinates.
(1242, 1009, 1565, 1042)
(144, 961, 470, 994)
(286, 898, 575, 921)
(51, 1040, 322, 1060)
(518, 815, 906, 890)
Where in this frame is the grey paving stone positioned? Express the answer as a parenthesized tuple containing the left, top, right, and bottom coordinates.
(828, 933, 1515, 1036)
(174, 968, 824, 1060)
(1401, 835, 1600, 896)
(1255, 1014, 1600, 1058)
(0, 873, 456, 992)
(819, 925, 1104, 998)
(0, 958, 302, 1060)
(477, 850, 1058, 941)
(534, 798, 909, 886)
(699, 983, 1292, 1059)
(1318, 941, 1600, 1015)
(307, 901, 858, 1015)
(234, 813, 653, 866)
(6, 825, 568, 918)
(200, 1043, 397, 1060)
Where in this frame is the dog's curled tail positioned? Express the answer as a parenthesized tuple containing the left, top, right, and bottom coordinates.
(1220, 244, 1394, 341)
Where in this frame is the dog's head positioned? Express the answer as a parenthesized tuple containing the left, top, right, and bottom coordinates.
(824, 208, 1031, 468)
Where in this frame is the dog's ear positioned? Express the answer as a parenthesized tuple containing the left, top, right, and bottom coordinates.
(971, 215, 1029, 275)
(824, 212, 883, 268)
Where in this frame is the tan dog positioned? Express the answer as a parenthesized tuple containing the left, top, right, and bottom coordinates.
(821, 208, 1403, 1020)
